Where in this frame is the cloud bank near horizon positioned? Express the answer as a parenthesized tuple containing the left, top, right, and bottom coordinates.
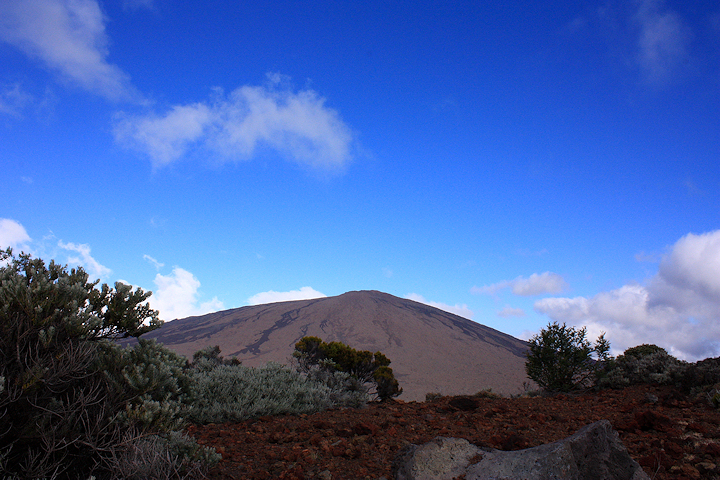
(247, 287, 327, 306)
(472, 271, 568, 297)
(535, 230, 720, 361)
(0, 219, 31, 251)
(405, 293, 474, 320)
(3, 218, 719, 360)
(149, 267, 224, 321)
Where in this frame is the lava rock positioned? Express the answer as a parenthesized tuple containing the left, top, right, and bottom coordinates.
(393, 420, 650, 480)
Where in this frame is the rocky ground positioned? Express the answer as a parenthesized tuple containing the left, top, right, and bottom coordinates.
(188, 384, 720, 480)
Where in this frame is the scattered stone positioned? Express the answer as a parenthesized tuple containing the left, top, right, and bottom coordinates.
(393, 420, 650, 480)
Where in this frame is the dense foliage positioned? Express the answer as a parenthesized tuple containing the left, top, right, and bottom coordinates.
(0, 250, 217, 479)
(293, 336, 402, 400)
(525, 322, 611, 393)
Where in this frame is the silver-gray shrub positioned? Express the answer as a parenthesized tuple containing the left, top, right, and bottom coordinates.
(600, 351, 684, 388)
(187, 361, 368, 424)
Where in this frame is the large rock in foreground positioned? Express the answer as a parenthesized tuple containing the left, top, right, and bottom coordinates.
(393, 420, 650, 480)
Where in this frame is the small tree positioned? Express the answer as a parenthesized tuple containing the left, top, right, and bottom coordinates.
(293, 336, 402, 400)
(525, 322, 610, 393)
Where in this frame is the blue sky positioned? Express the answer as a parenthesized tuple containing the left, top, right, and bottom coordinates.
(1, 0, 719, 360)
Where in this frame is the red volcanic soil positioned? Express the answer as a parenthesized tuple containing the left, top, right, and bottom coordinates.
(189, 384, 720, 480)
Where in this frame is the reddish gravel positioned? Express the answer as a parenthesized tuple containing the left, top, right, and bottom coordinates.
(188, 384, 720, 480)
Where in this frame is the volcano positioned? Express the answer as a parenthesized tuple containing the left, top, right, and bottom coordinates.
(136, 290, 532, 401)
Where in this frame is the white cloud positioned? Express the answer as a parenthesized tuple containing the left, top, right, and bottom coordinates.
(472, 272, 568, 297)
(248, 286, 326, 306)
(654, 230, 720, 303)
(471, 281, 510, 296)
(498, 306, 526, 318)
(114, 74, 355, 171)
(405, 293, 474, 319)
(512, 272, 568, 296)
(634, 0, 690, 84)
(57, 240, 111, 279)
(0, 218, 32, 251)
(151, 267, 224, 321)
(0, 0, 137, 101)
(114, 103, 211, 166)
(534, 230, 720, 361)
(0, 220, 114, 280)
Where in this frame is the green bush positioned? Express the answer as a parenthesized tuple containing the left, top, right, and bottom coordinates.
(0, 249, 217, 479)
(100, 338, 196, 432)
(293, 336, 402, 400)
(192, 344, 241, 369)
(525, 322, 611, 393)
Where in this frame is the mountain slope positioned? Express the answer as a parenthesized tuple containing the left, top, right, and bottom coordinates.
(138, 290, 531, 400)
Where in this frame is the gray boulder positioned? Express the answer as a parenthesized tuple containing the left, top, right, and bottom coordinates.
(393, 420, 650, 480)
(393, 437, 481, 480)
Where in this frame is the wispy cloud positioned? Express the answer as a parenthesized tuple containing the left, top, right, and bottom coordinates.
(143, 254, 164, 270)
(57, 240, 111, 279)
(151, 267, 224, 321)
(634, 0, 690, 84)
(122, 0, 154, 11)
(498, 306, 526, 318)
(634, 250, 661, 262)
(405, 293, 474, 319)
(114, 74, 355, 171)
(0, 0, 138, 101)
(248, 286, 327, 305)
(534, 230, 720, 361)
(0, 84, 33, 117)
(472, 272, 568, 297)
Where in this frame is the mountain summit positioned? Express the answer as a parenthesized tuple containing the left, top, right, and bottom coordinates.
(139, 290, 531, 400)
